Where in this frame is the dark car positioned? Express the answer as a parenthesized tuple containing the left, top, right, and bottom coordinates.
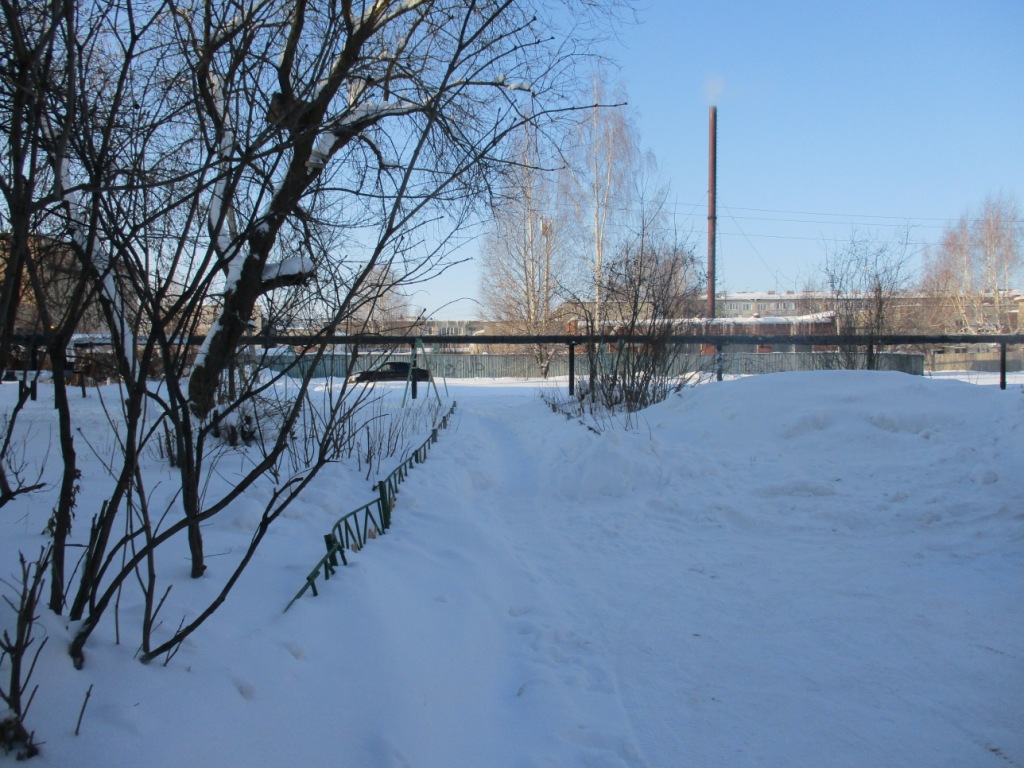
(348, 361, 431, 384)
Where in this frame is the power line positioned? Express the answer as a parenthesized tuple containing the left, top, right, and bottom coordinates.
(720, 204, 786, 285)
(602, 200, 1023, 230)
(539, 197, 1018, 247)
(718, 203, 1024, 227)
(715, 231, 935, 247)
(722, 214, 946, 230)
(717, 204, 952, 222)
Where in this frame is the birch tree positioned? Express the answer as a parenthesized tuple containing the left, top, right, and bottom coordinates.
(560, 68, 637, 331)
(922, 194, 1023, 333)
(479, 127, 567, 374)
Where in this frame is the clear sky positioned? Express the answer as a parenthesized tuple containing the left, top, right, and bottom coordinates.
(416, 0, 1023, 319)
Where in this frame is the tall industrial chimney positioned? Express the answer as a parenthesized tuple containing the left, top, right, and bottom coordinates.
(707, 105, 717, 320)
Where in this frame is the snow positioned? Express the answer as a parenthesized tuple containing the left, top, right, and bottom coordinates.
(3, 370, 1022, 767)
(707, 310, 834, 325)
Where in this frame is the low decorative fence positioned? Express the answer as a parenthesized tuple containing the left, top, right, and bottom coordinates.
(284, 400, 458, 611)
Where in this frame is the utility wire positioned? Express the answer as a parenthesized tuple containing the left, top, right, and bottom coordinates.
(715, 231, 935, 247)
(720, 203, 787, 286)
(599, 200, 1023, 230)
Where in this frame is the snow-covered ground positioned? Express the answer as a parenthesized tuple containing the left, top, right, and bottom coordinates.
(4, 369, 1023, 767)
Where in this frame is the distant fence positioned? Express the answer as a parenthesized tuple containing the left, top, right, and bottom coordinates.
(284, 400, 457, 612)
(7, 332, 1020, 390)
(721, 351, 924, 376)
(262, 349, 925, 379)
(926, 349, 1024, 373)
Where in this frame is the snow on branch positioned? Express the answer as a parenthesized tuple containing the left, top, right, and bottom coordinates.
(262, 256, 316, 289)
(208, 76, 236, 257)
(263, 256, 315, 282)
(359, 0, 428, 33)
(306, 100, 420, 169)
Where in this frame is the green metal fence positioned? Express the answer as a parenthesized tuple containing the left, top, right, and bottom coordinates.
(261, 349, 924, 379)
(284, 400, 458, 611)
(721, 351, 924, 376)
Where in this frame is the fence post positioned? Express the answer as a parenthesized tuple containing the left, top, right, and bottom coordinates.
(324, 534, 338, 567)
(568, 340, 576, 396)
(409, 340, 418, 400)
(29, 346, 38, 401)
(1000, 343, 1007, 390)
(377, 482, 392, 530)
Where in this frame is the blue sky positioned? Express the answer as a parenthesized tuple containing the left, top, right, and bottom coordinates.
(418, 0, 1023, 318)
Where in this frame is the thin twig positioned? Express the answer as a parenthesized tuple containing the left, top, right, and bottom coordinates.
(75, 684, 94, 736)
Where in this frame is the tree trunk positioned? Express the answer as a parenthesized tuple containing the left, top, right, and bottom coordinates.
(188, 249, 267, 418)
(47, 358, 77, 614)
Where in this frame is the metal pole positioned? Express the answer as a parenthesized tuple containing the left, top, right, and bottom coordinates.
(707, 105, 717, 321)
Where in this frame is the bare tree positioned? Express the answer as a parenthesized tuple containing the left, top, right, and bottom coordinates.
(0, 0, 105, 615)
(352, 265, 413, 335)
(180, 0, 603, 419)
(0, 546, 49, 759)
(813, 229, 914, 369)
(921, 193, 1023, 333)
(479, 127, 567, 375)
(560, 68, 637, 331)
(565, 167, 705, 414)
(0, 0, 620, 673)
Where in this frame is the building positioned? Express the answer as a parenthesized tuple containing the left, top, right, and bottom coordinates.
(715, 291, 816, 318)
(0, 234, 109, 336)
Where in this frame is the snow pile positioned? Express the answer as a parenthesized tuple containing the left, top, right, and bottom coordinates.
(2, 371, 1022, 767)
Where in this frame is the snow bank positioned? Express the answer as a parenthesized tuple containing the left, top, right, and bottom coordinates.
(3, 371, 1021, 767)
